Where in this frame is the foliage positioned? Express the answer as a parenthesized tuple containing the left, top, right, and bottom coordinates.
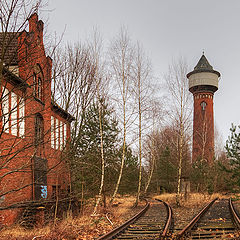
(190, 158, 212, 193)
(145, 126, 191, 194)
(151, 146, 176, 193)
(191, 153, 232, 193)
(69, 99, 120, 198)
(223, 124, 240, 191)
(119, 146, 139, 194)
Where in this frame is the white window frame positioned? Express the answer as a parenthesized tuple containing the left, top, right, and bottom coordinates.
(59, 121, 63, 150)
(64, 123, 67, 146)
(19, 97, 25, 137)
(55, 118, 59, 149)
(2, 87, 9, 133)
(11, 92, 18, 136)
(51, 116, 55, 148)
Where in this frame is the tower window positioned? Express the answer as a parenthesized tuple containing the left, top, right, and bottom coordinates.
(200, 101, 207, 111)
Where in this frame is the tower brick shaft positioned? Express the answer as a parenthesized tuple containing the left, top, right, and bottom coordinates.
(187, 55, 220, 163)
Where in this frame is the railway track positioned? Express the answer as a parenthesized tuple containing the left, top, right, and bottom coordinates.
(97, 198, 173, 240)
(176, 198, 240, 239)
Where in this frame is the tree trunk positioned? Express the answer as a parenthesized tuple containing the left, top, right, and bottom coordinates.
(144, 139, 155, 195)
(176, 87, 184, 207)
(135, 94, 142, 206)
(110, 74, 126, 204)
(92, 86, 105, 215)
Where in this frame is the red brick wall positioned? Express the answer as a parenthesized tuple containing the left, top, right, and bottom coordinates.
(192, 92, 214, 163)
(0, 13, 71, 226)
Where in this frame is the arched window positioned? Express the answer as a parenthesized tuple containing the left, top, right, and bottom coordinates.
(35, 113, 44, 156)
(34, 113, 47, 200)
(33, 65, 44, 102)
(37, 76, 42, 100)
(200, 101, 207, 111)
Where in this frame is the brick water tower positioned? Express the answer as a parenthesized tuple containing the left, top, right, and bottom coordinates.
(187, 54, 220, 163)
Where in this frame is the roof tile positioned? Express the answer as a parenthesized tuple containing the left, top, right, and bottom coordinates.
(0, 32, 18, 65)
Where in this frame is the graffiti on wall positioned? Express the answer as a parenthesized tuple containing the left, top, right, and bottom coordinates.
(40, 185, 47, 199)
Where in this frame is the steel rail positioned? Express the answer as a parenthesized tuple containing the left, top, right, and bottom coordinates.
(97, 199, 150, 240)
(155, 199, 173, 238)
(229, 198, 240, 229)
(176, 197, 218, 239)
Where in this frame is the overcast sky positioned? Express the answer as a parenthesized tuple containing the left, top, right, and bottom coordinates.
(46, 0, 240, 143)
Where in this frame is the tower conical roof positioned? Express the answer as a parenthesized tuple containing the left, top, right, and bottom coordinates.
(187, 54, 220, 78)
(194, 54, 213, 71)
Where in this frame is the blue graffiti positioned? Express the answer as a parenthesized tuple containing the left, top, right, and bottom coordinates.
(40, 185, 47, 199)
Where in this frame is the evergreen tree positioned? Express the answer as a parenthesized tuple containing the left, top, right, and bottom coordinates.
(223, 124, 240, 191)
(119, 146, 139, 194)
(70, 99, 120, 199)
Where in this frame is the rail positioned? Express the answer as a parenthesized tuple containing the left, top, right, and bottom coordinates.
(97, 199, 149, 240)
(176, 197, 218, 239)
(229, 198, 240, 229)
(155, 198, 173, 238)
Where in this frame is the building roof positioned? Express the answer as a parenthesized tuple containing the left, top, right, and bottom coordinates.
(0, 32, 19, 65)
(51, 101, 75, 122)
(1, 31, 74, 121)
(187, 54, 220, 78)
(194, 54, 213, 71)
(3, 67, 29, 89)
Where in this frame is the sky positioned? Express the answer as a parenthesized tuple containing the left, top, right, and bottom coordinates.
(45, 0, 240, 143)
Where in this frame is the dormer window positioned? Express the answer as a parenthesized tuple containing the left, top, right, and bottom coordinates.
(200, 101, 207, 111)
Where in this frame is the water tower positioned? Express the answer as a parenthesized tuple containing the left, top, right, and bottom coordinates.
(187, 54, 220, 163)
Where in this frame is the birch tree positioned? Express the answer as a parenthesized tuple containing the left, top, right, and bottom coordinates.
(109, 28, 134, 204)
(132, 43, 153, 205)
(165, 58, 191, 206)
(143, 100, 162, 195)
(90, 31, 107, 215)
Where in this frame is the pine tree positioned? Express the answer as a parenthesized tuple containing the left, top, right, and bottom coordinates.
(70, 99, 119, 199)
(223, 124, 240, 191)
(119, 146, 139, 194)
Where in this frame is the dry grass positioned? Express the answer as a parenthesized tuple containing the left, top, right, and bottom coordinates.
(0, 195, 143, 240)
(0, 225, 51, 240)
(154, 192, 233, 208)
(0, 193, 235, 240)
(109, 195, 145, 217)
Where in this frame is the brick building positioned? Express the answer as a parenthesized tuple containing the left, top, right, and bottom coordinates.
(187, 54, 220, 163)
(0, 13, 74, 225)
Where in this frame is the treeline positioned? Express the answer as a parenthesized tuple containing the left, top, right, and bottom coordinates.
(0, 0, 237, 219)
(52, 29, 234, 212)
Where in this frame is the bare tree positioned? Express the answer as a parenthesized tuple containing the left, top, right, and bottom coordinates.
(214, 124, 224, 160)
(52, 42, 97, 132)
(90, 31, 107, 215)
(165, 58, 192, 206)
(51, 42, 97, 214)
(109, 28, 134, 204)
(131, 42, 153, 205)
(143, 100, 162, 195)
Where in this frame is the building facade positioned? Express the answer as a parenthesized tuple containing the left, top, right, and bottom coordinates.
(187, 54, 220, 163)
(0, 13, 73, 225)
